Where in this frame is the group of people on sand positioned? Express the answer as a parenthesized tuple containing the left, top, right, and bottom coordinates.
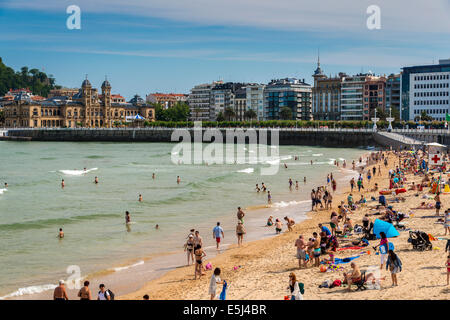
(53, 280, 116, 300)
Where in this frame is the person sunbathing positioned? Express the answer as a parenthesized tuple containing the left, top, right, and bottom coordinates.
(408, 182, 416, 191)
(412, 202, 434, 209)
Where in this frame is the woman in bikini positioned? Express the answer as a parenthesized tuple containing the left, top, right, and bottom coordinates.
(194, 245, 206, 280)
(184, 235, 195, 265)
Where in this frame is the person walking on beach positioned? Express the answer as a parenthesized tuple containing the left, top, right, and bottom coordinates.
(267, 190, 272, 204)
(209, 268, 225, 300)
(236, 221, 246, 247)
(295, 235, 307, 269)
(194, 245, 206, 280)
(311, 189, 316, 211)
(184, 235, 195, 265)
(213, 222, 224, 250)
(332, 179, 337, 192)
(58, 228, 64, 239)
(97, 284, 111, 300)
(53, 280, 69, 300)
(350, 178, 355, 192)
(194, 230, 203, 248)
(373, 232, 389, 270)
(237, 207, 245, 224)
(78, 281, 92, 300)
(386, 250, 402, 287)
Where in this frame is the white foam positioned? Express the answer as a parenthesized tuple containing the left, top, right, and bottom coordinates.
(110, 260, 144, 272)
(272, 200, 311, 208)
(270, 146, 278, 149)
(237, 168, 254, 174)
(312, 153, 323, 156)
(0, 188, 7, 195)
(59, 168, 98, 176)
(0, 284, 57, 300)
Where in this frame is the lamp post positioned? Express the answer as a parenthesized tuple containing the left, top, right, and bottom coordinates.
(386, 107, 395, 132)
(371, 108, 379, 132)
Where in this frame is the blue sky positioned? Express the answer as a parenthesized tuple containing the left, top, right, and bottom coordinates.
(1, 0, 450, 99)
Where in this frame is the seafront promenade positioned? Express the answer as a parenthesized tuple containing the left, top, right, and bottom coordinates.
(2, 126, 448, 148)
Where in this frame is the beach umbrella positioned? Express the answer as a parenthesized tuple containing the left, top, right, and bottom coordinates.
(373, 219, 399, 239)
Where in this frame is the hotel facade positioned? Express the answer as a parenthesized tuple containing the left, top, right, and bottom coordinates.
(2, 79, 155, 128)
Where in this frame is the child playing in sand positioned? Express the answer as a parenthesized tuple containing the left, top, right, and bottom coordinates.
(267, 215, 274, 227)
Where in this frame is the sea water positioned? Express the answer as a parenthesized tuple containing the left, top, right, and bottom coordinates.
(0, 141, 367, 298)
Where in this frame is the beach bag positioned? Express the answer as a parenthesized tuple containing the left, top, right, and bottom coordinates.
(298, 282, 305, 295)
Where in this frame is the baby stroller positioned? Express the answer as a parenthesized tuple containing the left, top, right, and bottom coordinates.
(408, 231, 432, 251)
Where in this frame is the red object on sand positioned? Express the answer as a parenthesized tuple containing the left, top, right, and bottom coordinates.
(395, 188, 406, 194)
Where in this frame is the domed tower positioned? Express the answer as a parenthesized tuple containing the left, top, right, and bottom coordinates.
(81, 76, 92, 126)
(101, 77, 111, 127)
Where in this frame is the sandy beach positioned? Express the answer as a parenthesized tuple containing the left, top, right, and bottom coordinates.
(120, 152, 450, 300)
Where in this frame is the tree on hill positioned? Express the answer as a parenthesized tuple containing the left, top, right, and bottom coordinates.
(0, 57, 59, 97)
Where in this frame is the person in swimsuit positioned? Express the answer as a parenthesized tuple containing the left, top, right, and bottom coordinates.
(194, 245, 206, 280)
(194, 231, 203, 248)
(139, 194, 143, 202)
(261, 183, 267, 192)
(267, 215, 273, 227)
(152, 173, 155, 179)
(267, 191, 272, 204)
(78, 281, 92, 300)
(58, 228, 64, 239)
(295, 181, 299, 190)
(213, 222, 224, 250)
(125, 211, 131, 224)
(255, 184, 260, 192)
(94, 176, 98, 184)
(237, 207, 245, 224)
(275, 219, 283, 234)
(295, 235, 307, 269)
(435, 192, 441, 216)
(304, 177, 306, 184)
(61, 179, 65, 188)
(236, 221, 246, 247)
(289, 178, 293, 189)
(177, 176, 181, 184)
(184, 235, 195, 265)
(332, 179, 337, 192)
(312, 232, 321, 267)
(284, 216, 295, 232)
(53, 280, 69, 300)
(344, 262, 362, 292)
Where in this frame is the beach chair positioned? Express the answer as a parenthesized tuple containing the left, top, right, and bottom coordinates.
(354, 272, 367, 291)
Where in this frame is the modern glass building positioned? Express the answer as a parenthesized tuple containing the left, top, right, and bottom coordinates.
(401, 59, 450, 121)
(264, 78, 312, 120)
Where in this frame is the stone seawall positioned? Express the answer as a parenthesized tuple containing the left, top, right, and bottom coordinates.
(6, 128, 377, 147)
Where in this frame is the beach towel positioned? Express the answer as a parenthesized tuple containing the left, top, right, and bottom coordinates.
(333, 255, 360, 264)
(337, 246, 365, 251)
(219, 280, 228, 300)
